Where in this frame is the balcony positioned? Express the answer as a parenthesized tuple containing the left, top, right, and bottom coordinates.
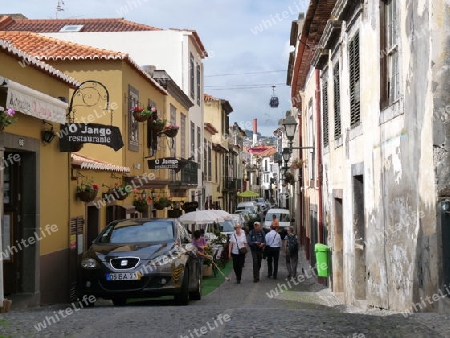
(223, 177, 242, 191)
(168, 160, 198, 191)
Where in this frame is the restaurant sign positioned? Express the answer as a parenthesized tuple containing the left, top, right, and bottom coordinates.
(59, 123, 124, 152)
(148, 157, 187, 170)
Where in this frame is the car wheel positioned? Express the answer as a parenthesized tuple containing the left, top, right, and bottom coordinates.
(174, 267, 189, 305)
(112, 298, 127, 306)
(189, 269, 202, 301)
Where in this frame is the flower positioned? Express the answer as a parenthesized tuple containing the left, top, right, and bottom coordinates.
(148, 116, 167, 127)
(0, 106, 18, 128)
(132, 106, 157, 118)
(77, 179, 99, 193)
(133, 190, 151, 207)
(163, 124, 180, 131)
(153, 196, 171, 206)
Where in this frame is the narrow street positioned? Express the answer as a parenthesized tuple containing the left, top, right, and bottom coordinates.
(1, 250, 450, 338)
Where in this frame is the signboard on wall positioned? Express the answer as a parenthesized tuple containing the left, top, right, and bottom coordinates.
(59, 123, 124, 152)
(148, 157, 186, 170)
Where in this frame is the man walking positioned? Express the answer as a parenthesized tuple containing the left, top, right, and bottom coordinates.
(265, 225, 282, 279)
(247, 222, 266, 283)
(284, 226, 299, 278)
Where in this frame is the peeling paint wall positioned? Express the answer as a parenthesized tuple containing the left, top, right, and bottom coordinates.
(319, 0, 447, 312)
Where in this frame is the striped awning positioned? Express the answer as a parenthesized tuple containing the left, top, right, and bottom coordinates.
(71, 153, 130, 173)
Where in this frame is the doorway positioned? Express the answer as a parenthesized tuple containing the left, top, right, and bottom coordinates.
(353, 175, 366, 300)
(333, 197, 344, 292)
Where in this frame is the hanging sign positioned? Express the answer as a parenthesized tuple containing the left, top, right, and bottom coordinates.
(148, 157, 188, 170)
(59, 123, 124, 152)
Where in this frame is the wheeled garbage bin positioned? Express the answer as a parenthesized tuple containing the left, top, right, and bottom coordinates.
(315, 243, 331, 277)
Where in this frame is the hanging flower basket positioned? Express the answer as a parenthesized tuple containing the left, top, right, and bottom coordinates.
(163, 128, 178, 138)
(150, 123, 165, 132)
(135, 204, 148, 213)
(133, 110, 149, 122)
(77, 190, 98, 202)
(153, 202, 165, 210)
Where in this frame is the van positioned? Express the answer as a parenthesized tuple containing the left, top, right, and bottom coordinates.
(263, 208, 293, 235)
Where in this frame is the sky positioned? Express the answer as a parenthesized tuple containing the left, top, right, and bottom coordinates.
(4, 0, 308, 136)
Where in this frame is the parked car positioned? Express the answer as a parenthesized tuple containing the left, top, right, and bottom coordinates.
(255, 197, 270, 212)
(77, 218, 202, 306)
(263, 208, 294, 238)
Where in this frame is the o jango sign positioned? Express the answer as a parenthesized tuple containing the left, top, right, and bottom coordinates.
(59, 123, 124, 152)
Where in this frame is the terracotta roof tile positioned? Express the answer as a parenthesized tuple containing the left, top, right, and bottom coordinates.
(0, 38, 79, 88)
(0, 16, 161, 32)
(0, 31, 167, 95)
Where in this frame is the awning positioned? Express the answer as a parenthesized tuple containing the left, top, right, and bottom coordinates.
(237, 190, 259, 198)
(5, 79, 68, 124)
(71, 153, 130, 173)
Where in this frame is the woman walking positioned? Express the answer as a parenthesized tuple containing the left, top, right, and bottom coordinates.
(228, 223, 248, 284)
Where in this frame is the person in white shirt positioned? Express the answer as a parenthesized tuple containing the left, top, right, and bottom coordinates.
(228, 223, 248, 284)
(264, 225, 282, 279)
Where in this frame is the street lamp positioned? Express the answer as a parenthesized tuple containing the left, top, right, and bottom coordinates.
(282, 115, 298, 142)
(282, 147, 292, 163)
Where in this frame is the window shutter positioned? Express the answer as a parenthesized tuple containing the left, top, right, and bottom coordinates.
(322, 80, 329, 147)
(349, 32, 360, 128)
(333, 63, 341, 138)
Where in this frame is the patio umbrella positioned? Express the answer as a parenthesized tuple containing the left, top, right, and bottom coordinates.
(210, 209, 233, 221)
(237, 190, 259, 198)
(179, 210, 227, 225)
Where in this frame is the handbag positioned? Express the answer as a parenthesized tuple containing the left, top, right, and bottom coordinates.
(235, 234, 248, 255)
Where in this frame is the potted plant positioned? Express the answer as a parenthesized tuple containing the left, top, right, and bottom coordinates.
(148, 115, 167, 132)
(133, 191, 151, 213)
(290, 158, 305, 170)
(0, 106, 17, 131)
(132, 106, 156, 122)
(76, 180, 99, 202)
(109, 182, 129, 201)
(162, 124, 179, 138)
(153, 196, 171, 210)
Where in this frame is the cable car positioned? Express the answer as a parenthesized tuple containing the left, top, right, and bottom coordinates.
(269, 85, 279, 108)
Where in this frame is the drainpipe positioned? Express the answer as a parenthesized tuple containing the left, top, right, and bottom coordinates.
(298, 113, 304, 247)
(315, 69, 323, 244)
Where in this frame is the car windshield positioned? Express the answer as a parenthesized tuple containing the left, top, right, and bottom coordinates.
(219, 220, 234, 233)
(97, 220, 175, 244)
(265, 213, 291, 223)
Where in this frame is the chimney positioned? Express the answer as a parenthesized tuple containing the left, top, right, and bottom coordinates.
(252, 119, 258, 146)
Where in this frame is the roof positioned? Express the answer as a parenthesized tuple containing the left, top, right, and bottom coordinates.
(248, 146, 277, 156)
(204, 93, 233, 114)
(0, 38, 79, 88)
(0, 16, 161, 32)
(0, 31, 167, 95)
(71, 153, 130, 173)
(0, 15, 207, 58)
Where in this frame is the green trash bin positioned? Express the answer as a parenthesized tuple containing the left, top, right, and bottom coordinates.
(315, 243, 330, 277)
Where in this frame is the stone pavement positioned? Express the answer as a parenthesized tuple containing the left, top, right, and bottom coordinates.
(1, 247, 450, 337)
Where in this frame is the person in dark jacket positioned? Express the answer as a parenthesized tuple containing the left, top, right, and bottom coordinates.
(247, 222, 266, 283)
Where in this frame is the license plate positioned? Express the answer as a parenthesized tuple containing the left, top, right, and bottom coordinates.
(106, 272, 141, 281)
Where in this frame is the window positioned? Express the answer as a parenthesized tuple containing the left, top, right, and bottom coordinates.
(180, 113, 186, 158)
(308, 100, 315, 181)
(349, 32, 360, 128)
(207, 144, 212, 181)
(204, 139, 208, 179)
(170, 104, 176, 155)
(197, 126, 201, 163)
(333, 63, 341, 139)
(380, 0, 399, 108)
(322, 79, 329, 147)
(190, 122, 195, 160)
(59, 24, 84, 32)
(190, 53, 195, 99)
(196, 64, 201, 106)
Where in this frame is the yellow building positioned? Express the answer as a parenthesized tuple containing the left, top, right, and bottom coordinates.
(0, 31, 195, 306)
(0, 38, 79, 307)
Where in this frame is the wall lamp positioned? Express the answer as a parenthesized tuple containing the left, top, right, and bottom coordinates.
(282, 115, 315, 162)
(42, 121, 56, 144)
(151, 189, 157, 199)
(442, 200, 450, 213)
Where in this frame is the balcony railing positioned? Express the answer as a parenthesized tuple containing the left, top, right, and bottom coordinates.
(168, 160, 198, 186)
(223, 177, 242, 191)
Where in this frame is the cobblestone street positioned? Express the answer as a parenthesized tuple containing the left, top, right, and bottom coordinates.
(1, 249, 450, 338)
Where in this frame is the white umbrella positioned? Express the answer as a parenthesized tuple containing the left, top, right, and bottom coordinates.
(210, 210, 233, 221)
(179, 210, 226, 225)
